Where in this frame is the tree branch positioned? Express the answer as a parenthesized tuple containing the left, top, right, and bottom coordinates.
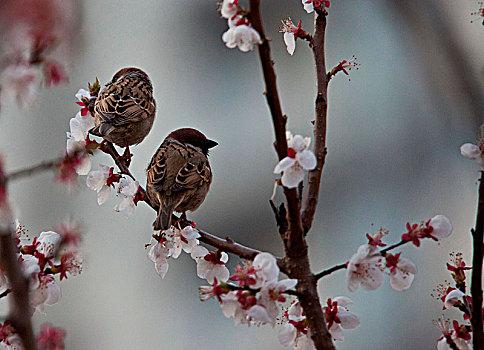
(248, 2, 335, 349)
(301, 11, 329, 235)
(0, 228, 37, 350)
(471, 172, 484, 349)
(247, 0, 287, 161)
(3, 158, 59, 184)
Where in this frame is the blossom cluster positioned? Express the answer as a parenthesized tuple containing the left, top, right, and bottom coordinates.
(274, 131, 317, 188)
(346, 215, 452, 292)
(219, 0, 261, 52)
(65, 85, 144, 217)
(0, 221, 81, 349)
(0, 0, 73, 108)
(431, 253, 474, 349)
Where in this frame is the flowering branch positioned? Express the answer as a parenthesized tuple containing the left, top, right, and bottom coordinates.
(301, 12, 329, 235)
(314, 239, 408, 281)
(0, 227, 37, 350)
(248, 1, 334, 349)
(470, 172, 484, 349)
(3, 157, 62, 185)
(97, 138, 288, 272)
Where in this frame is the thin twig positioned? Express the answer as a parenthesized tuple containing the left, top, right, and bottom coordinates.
(0, 229, 37, 350)
(314, 239, 410, 281)
(301, 11, 329, 235)
(471, 173, 484, 349)
(3, 158, 60, 184)
(0, 288, 11, 299)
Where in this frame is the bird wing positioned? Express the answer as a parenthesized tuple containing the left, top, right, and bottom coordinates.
(94, 77, 155, 127)
(146, 141, 211, 193)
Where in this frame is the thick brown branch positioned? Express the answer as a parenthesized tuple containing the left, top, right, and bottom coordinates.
(471, 172, 484, 349)
(301, 12, 329, 234)
(0, 229, 37, 350)
(248, 0, 288, 160)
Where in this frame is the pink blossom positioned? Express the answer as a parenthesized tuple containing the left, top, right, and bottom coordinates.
(43, 61, 68, 87)
(402, 215, 452, 246)
(37, 323, 65, 350)
(0, 64, 40, 107)
(30, 274, 61, 313)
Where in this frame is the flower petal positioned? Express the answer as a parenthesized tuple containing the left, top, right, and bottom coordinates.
(297, 150, 317, 170)
(460, 143, 480, 159)
(281, 165, 305, 188)
(283, 32, 296, 55)
(274, 157, 296, 173)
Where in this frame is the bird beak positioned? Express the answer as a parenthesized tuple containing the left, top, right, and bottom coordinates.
(204, 139, 218, 149)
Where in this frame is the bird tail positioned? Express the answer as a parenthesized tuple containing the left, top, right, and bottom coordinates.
(153, 203, 175, 231)
(89, 123, 114, 137)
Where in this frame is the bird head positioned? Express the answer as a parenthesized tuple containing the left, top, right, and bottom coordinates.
(167, 128, 218, 156)
(111, 67, 151, 86)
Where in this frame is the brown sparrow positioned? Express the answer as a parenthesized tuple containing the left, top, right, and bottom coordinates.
(146, 128, 218, 230)
(90, 67, 156, 153)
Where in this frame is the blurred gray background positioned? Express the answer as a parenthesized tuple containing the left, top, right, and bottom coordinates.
(1, 0, 484, 349)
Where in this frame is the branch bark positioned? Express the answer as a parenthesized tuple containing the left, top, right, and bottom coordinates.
(247, 0, 288, 161)
(471, 172, 484, 349)
(301, 12, 329, 234)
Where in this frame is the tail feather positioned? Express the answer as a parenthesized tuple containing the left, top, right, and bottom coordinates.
(153, 203, 175, 231)
(89, 123, 114, 137)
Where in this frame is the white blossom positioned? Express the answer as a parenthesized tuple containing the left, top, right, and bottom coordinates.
(222, 24, 261, 52)
(30, 274, 61, 313)
(460, 142, 484, 169)
(191, 245, 229, 284)
(66, 111, 94, 175)
(75, 88, 90, 101)
(386, 254, 417, 291)
(346, 244, 384, 292)
(443, 289, 466, 309)
(114, 175, 139, 217)
(36, 231, 61, 258)
(148, 239, 173, 279)
(220, 0, 238, 19)
(325, 296, 360, 342)
(274, 132, 317, 188)
(86, 164, 114, 205)
(166, 225, 200, 258)
(429, 215, 453, 240)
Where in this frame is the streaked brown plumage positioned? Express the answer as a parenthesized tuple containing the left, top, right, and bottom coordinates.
(90, 67, 156, 148)
(146, 128, 218, 230)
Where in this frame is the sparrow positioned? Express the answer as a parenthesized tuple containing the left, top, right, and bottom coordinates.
(90, 67, 156, 156)
(146, 128, 218, 231)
